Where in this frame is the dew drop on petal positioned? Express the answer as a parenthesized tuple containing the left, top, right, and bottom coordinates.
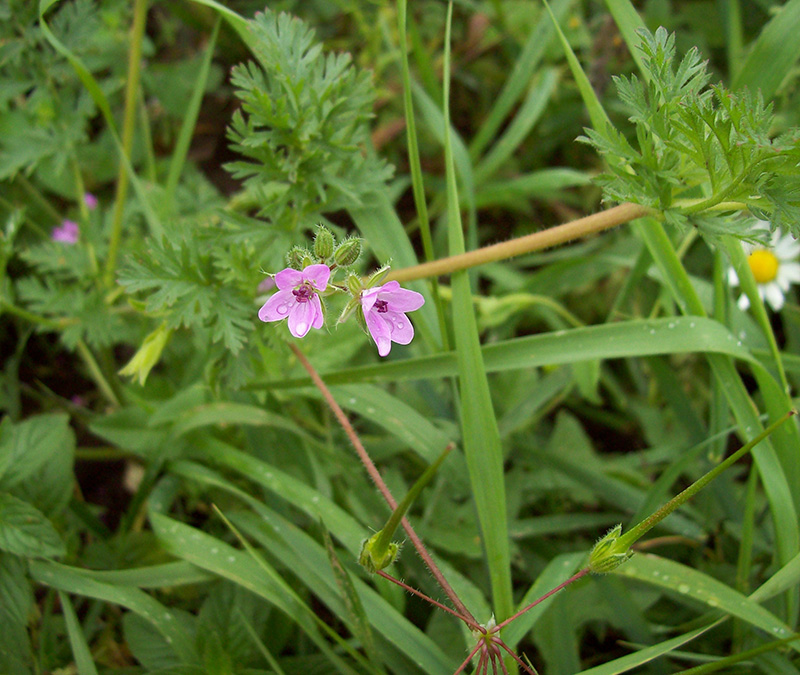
(295, 322, 308, 335)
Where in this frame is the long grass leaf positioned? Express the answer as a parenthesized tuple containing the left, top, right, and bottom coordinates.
(733, 0, 800, 98)
(442, 1, 513, 623)
(58, 591, 99, 675)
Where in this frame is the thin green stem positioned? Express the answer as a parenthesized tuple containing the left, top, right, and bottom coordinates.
(0, 300, 72, 330)
(615, 411, 796, 551)
(75, 339, 120, 407)
(397, 0, 450, 350)
(387, 203, 653, 283)
(17, 175, 63, 224)
(104, 0, 148, 288)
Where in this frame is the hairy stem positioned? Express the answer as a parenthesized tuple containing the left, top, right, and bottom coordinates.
(104, 0, 148, 287)
(386, 202, 653, 283)
(289, 343, 478, 626)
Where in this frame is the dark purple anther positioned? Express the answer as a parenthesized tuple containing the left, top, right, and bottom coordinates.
(374, 299, 389, 313)
(293, 285, 313, 303)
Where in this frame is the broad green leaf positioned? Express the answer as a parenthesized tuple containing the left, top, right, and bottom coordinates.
(0, 414, 72, 489)
(0, 553, 33, 626)
(613, 553, 799, 650)
(0, 493, 64, 558)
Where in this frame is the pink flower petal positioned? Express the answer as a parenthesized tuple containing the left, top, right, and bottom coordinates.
(310, 294, 325, 329)
(288, 299, 317, 337)
(380, 286, 425, 312)
(385, 310, 414, 344)
(275, 268, 304, 290)
(365, 309, 392, 356)
(258, 289, 295, 322)
(303, 264, 331, 290)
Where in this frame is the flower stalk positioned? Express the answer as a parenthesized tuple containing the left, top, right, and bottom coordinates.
(387, 202, 653, 283)
(288, 343, 479, 627)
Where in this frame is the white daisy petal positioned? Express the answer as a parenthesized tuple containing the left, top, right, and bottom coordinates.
(764, 283, 785, 311)
(737, 293, 751, 311)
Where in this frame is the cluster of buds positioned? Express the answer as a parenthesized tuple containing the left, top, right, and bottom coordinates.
(258, 225, 425, 357)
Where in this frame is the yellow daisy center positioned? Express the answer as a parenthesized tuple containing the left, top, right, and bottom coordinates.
(748, 249, 780, 284)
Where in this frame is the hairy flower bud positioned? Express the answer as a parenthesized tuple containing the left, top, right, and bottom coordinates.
(334, 237, 362, 267)
(313, 225, 335, 260)
(588, 524, 633, 573)
(286, 246, 310, 270)
(346, 273, 363, 297)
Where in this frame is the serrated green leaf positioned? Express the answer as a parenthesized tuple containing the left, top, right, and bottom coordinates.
(0, 413, 72, 490)
(0, 492, 64, 558)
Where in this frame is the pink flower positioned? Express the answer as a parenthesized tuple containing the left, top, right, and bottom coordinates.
(84, 193, 98, 210)
(51, 220, 79, 244)
(360, 281, 424, 357)
(258, 264, 330, 338)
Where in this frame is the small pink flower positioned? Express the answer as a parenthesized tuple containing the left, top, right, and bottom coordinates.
(84, 193, 98, 210)
(360, 281, 424, 357)
(258, 264, 330, 338)
(51, 220, 79, 244)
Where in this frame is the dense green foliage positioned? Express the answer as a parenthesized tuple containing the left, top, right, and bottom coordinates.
(1, 1, 800, 674)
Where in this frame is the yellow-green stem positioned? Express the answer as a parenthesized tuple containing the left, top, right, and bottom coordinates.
(387, 202, 653, 283)
(104, 0, 148, 287)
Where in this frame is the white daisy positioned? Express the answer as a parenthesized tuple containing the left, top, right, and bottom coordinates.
(728, 220, 800, 311)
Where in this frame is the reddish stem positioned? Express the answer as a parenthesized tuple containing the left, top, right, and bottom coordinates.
(377, 570, 480, 629)
(290, 343, 478, 626)
(495, 567, 590, 631)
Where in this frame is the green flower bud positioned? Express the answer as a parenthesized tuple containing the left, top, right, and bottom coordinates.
(286, 246, 310, 270)
(346, 273, 363, 297)
(367, 263, 391, 288)
(313, 225, 335, 260)
(334, 237, 362, 267)
(588, 524, 633, 573)
(119, 322, 172, 386)
(359, 530, 399, 573)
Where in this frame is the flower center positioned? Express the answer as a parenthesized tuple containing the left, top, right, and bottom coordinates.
(374, 299, 389, 313)
(293, 284, 314, 303)
(748, 249, 780, 284)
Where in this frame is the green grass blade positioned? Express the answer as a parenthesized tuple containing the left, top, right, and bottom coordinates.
(470, 0, 573, 158)
(602, 0, 648, 78)
(502, 552, 585, 647)
(614, 553, 800, 650)
(733, 0, 800, 98)
(474, 169, 591, 210)
(542, 0, 611, 132)
(575, 620, 724, 674)
(30, 560, 198, 664)
(58, 591, 99, 675)
(149, 510, 362, 675)
(474, 68, 560, 184)
(442, 0, 513, 623)
(397, 0, 449, 349)
(165, 18, 220, 210)
(261, 316, 759, 387)
(38, 0, 163, 240)
(185, 0, 253, 49)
